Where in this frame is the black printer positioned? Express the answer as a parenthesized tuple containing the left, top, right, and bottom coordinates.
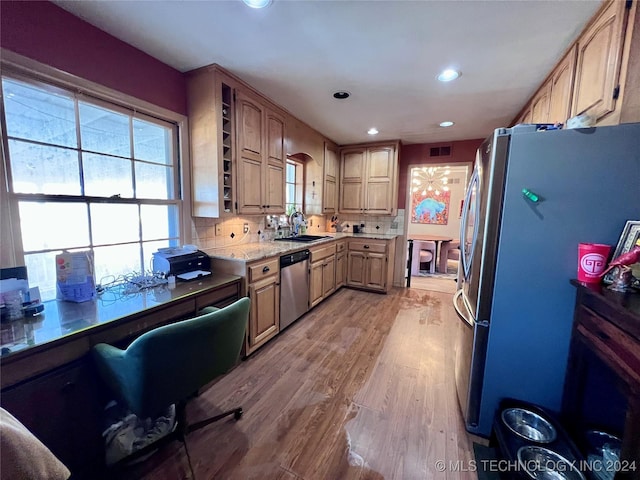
(152, 247, 211, 281)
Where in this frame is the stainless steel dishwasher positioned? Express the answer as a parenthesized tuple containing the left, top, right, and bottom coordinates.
(279, 249, 310, 330)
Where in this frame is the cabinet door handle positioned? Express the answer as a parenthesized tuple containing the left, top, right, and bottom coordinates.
(364, 245, 370, 249)
(263, 266, 270, 273)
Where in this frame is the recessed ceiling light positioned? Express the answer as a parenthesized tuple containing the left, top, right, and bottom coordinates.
(333, 91, 350, 100)
(437, 69, 461, 82)
(367, 128, 379, 135)
(439, 121, 455, 127)
(242, 0, 272, 8)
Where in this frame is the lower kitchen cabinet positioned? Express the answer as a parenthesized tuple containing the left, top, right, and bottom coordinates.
(247, 257, 280, 353)
(309, 242, 337, 308)
(346, 238, 395, 293)
(1, 359, 104, 478)
(335, 241, 347, 289)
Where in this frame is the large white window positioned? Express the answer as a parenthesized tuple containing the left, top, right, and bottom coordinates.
(1, 75, 182, 300)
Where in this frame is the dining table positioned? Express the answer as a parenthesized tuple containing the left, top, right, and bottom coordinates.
(408, 234, 454, 276)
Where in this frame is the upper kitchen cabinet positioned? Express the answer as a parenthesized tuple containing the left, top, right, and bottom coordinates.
(530, 80, 551, 123)
(548, 46, 577, 124)
(186, 65, 239, 217)
(526, 47, 577, 125)
(236, 90, 286, 215)
(339, 142, 399, 215)
(511, 0, 638, 127)
(322, 142, 339, 215)
(571, 0, 628, 123)
(285, 114, 332, 216)
(514, 105, 532, 126)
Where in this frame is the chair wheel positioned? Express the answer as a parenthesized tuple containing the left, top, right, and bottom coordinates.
(234, 408, 243, 420)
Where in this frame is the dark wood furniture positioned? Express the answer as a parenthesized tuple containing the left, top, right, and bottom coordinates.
(0, 274, 241, 479)
(563, 280, 640, 479)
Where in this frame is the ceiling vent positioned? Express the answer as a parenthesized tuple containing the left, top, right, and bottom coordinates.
(429, 145, 452, 157)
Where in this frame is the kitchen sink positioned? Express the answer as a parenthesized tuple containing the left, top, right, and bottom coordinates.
(274, 235, 332, 243)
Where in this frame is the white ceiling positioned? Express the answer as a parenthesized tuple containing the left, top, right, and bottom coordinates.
(53, 0, 602, 145)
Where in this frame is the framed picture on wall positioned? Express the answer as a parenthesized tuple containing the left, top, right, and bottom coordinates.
(411, 190, 450, 225)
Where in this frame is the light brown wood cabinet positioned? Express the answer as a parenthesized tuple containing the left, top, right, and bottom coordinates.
(339, 142, 399, 215)
(512, 0, 637, 127)
(346, 238, 395, 293)
(530, 80, 551, 123)
(246, 257, 280, 352)
(309, 242, 336, 307)
(571, 0, 627, 122)
(548, 47, 577, 124)
(322, 142, 339, 214)
(186, 66, 239, 217)
(236, 90, 286, 215)
(335, 240, 346, 289)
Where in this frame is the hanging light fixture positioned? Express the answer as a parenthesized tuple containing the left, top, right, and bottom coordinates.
(411, 166, 450, 196)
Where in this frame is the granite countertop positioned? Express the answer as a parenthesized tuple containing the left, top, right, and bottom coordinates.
(204, 232, 399, 263)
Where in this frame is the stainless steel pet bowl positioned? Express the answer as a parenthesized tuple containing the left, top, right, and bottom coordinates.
(501, 408, 557, 443)
(518, 446, 586, 480)
(585, 430, 621, 453)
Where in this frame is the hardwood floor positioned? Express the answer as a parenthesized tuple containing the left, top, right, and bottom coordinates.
(121, 287, 477, 480)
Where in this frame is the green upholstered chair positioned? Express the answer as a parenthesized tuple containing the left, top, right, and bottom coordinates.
(92, 296, 250, 467)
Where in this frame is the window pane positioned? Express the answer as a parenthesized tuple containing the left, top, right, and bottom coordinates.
(141, 204, 179, 241)
(133, 119, 171, 165)
(286, 183, 295, 204)
(3, 78, 77, 148)
(135, 162, 174, 199)
(24, 250, 62, 302)
(286, 162, 295, 182)
(90, 204, 140, 245)
(8, 139, 80, 195)
(94, 243, 142, 283)
(83, 153, 133, 197)
(19, 201, 89, 251)
(79, 102, 130, 157)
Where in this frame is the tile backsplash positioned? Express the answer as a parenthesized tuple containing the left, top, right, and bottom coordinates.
(190, 209, 406, 250)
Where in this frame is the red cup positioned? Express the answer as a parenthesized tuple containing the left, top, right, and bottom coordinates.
(577, 243, 611, 283)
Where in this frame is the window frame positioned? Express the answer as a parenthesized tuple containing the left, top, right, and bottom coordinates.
(285, 157, 304, 215)
(0, 50, 192, 272)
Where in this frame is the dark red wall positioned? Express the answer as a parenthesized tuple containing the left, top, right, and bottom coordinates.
(398, 139, 483, 209)
(0, 1, 187, 116)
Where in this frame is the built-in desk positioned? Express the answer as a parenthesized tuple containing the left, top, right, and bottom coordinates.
(0, 273, 241, 479)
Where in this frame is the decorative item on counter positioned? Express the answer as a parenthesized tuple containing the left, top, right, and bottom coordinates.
(289, 211, 306, 236)
(602, 220, 640, 291)
(56, 251, 97, 303)
(577, 243, 611, 284)
(601, 242, 640, 292)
